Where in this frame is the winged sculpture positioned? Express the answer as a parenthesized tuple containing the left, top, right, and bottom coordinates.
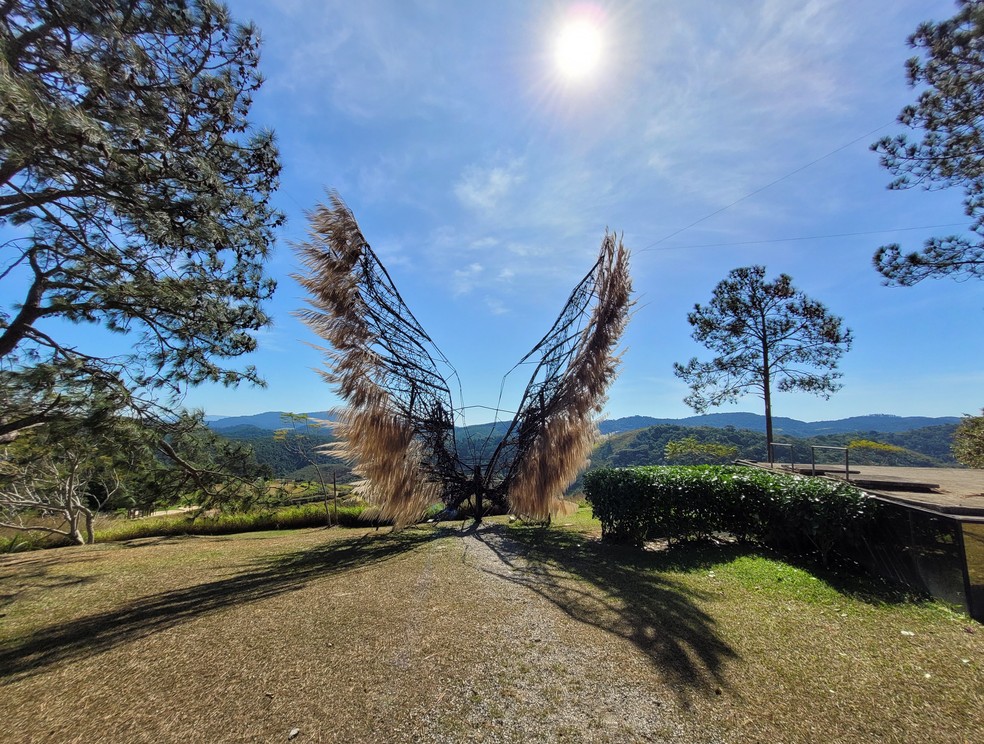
(295, 193, 631, 526)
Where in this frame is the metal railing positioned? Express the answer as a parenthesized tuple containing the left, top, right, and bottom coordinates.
(810, 445, 850, 481)
(768, 441, 794, 470)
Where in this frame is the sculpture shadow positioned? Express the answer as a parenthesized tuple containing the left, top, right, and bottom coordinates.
(0, 527, 441, 683)
(472, 525, 739, 703)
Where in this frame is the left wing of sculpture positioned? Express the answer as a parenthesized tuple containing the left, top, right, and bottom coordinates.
(294, 193, 465, 526)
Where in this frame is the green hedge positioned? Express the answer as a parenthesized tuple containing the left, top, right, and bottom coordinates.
(583, 465, 877, 564)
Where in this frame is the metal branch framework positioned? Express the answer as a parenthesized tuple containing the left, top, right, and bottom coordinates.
(295, 193, 631, 526)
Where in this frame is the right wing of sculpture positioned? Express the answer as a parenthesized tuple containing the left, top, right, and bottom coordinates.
(486, 233, 632, 520)
(294, 193, 464, 526)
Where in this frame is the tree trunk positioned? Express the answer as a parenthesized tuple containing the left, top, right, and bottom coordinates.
(0, 258, 45, 360)
(472, 466, 484, 525)
(68, 513, 85, 545)
(761, 314, 774, 463)
(763, 380, 774, 463)
(84, 509, 95, 544)
(332, 470, 338, 524)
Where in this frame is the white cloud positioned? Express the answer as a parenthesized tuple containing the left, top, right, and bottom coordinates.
(485, 298, 509, 315)
(635, 0, 867, 208)
(451, 262, 484, 295)
(454, 158, 526, 214)
(250, 326, 287, 354)
(251, 0, 470, 120)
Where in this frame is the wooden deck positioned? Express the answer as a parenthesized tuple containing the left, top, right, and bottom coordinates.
(747, 462, 984, 516)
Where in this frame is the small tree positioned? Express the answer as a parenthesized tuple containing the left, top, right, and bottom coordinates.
(0, 405, 156, 544)
(953, 410, 984, 468)
(0, 407, 272, 544)
(664, 436, 738, 465)
(274, 413, 337, 525)
(673, 266, 853, 454)
(871, 0, 984, 285)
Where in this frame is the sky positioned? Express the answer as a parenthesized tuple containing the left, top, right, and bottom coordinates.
(165, 1, 981, 422)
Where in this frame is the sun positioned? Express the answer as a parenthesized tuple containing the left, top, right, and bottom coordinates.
(554, 16, 604, 80)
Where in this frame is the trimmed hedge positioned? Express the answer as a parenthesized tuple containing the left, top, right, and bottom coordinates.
(583, 465, 877, 564)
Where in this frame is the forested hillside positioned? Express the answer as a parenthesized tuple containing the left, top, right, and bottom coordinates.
(597, 413, 961, 437)
(590, 424, 958, 470)
(217, 420, 959, 489)
(217, 425, 353, 481)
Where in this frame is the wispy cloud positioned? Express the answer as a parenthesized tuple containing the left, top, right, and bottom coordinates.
(454, 157, 526, 214)
(485, 297, 509, 315)
(634, 0, 864, 207)
(251, 326, 287, 354)
(256, 1, 478, 121)
(451, 262, 484, 295)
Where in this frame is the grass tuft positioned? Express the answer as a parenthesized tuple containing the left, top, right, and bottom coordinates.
(94, 503, 370, 543)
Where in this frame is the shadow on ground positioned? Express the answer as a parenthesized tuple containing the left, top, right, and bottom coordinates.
(0, 527, 442, 682)
(472, 524, 739, 703)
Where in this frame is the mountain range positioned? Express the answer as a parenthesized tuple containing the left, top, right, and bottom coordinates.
(206, 411, 334, 431)
(207, 410, 960, 437)
(595, 413, 961, 437)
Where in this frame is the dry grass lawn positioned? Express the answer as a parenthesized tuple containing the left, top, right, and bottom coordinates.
(0, 511, 981, 743)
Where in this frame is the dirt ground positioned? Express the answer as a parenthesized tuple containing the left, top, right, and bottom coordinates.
(0, 527, 718, 743)
(1, 522, 981, 743)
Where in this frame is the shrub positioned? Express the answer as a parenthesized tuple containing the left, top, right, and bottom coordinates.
(663, 436, 739, 465)
(952, 410, 984, 468)
(583, 465, 877, 564)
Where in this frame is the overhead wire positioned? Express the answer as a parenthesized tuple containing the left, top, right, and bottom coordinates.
(646, 222, 970, 252)
(637, 121, 898, 253)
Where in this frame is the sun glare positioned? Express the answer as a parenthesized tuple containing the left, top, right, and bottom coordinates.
(554, 17, 604, 80)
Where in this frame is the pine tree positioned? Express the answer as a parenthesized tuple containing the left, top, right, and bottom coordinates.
(0, 0, 283, 434)
(872, 0, 984, 284)
(673, 266, 853, 454)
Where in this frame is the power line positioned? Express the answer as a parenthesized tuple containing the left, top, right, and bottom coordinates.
(638, 122, 895, 252)
(646, 222, 970, 252)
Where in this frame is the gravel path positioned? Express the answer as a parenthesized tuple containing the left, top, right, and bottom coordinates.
(402, 526, 724, 743)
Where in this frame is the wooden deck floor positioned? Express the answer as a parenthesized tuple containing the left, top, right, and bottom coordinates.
(750, 463, 984, 516)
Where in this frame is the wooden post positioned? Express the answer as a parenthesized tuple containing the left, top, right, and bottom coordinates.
(473, 466, 484, 525)
(332, 469, 338, 523)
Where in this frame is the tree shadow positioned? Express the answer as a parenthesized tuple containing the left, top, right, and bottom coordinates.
(0, 550, 109, 615)
(0, 527, 442, 683)
(472, 525, 739, 704)
(763, 546, 940, 608)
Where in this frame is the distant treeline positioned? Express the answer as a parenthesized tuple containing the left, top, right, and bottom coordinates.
(216, 421, 959, 488)
(590, 424, 958, 469)
(217, 424, 354, 481)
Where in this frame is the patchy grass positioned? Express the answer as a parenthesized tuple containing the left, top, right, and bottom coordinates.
(0, 503, 373, 552)
(94, 502, 370, 541)
(0, 507, 980, 743)
(508, 507, 983, 742)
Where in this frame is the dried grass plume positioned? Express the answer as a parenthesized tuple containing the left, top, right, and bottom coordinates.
(294, 193, 631, 525)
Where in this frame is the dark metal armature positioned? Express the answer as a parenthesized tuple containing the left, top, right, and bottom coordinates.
(295, 193, 631, 525)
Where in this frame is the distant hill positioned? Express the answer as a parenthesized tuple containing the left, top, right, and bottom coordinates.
(207, 409, 961, 441)
(213, 421, 352, 481)
(207, 411, 334, 431)
(597, 413, 960, 438)
(211, 412, 960, 486)
(590, 424, 957, 470)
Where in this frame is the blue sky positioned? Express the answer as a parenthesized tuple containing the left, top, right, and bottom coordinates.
(182, 0, 982, 423)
